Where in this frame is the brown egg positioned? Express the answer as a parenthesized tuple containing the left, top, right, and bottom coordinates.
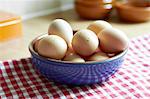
(63, 52, 85, 63)
(48, 19, 73, 47)
(34, 35, 48, 52)
(87, 52, 109, 61)
(98, 28, 128, 53)
(72, 29, 99, 56)
(87, 20, 112, 35)
(37, 35, 67, 60)
(34, 40, 40, 52)
(95, 48, 101, 53)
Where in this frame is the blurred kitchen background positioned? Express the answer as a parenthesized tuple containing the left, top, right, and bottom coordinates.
(0, 0, 150, 60)
(0, 0, 74, 20)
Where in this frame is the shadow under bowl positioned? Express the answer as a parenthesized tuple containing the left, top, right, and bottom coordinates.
(29, 34, 128, 85)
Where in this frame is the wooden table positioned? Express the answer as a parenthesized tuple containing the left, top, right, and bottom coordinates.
(0, 9, 150, 61)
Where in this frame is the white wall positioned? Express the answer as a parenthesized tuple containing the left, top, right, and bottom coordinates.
(0, 0, 73, 20)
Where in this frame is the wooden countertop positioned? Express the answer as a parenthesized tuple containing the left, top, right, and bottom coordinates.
(0, 9, 150, 61)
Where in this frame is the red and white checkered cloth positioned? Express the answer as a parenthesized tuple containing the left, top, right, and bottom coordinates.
(0, 34, 150, 99)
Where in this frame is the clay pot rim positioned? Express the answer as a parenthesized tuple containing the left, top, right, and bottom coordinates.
(116, 2, 150, 11)
(75, 0, 114, 7)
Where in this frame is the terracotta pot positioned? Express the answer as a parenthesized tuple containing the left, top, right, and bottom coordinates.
(74, 0, 115, 20)
(116, 2, 150, 22)
(127, 0, 150, 7)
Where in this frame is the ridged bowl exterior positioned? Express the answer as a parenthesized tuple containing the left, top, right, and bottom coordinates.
(29, 34, 127, 85)
(30, 52, 124, 85)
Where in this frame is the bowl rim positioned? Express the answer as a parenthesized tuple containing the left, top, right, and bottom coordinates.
(29, 34, 128, 65)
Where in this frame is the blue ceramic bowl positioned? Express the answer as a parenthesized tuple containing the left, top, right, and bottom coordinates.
(29, 34, 128, 85)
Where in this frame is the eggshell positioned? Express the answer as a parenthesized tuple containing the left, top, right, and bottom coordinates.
(34, 39, 40, 52)
(98, 28, 128, 53)
(63, 53, 85, 63)
(48, 19, 73, 47)
(87, 52, 109, 61)
(34, 35, 48, 52)
(72, 29, 99, 56)
(37, 35, 67, 60)
(87, 20, 112, 35)
(65, 45, 75, 56)
(95, 48, 102, 53)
